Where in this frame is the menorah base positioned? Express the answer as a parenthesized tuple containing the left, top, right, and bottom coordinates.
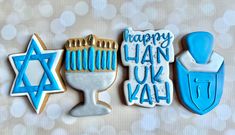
(65, 71, 116, 117)
(69, 103, 111, 117)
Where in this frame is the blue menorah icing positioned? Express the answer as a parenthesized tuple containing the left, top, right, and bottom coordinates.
(101, 50, 106, 70)
(96, 50, 101, 70)
(82, 49, 88, 70)
(111, 51, 117, 70)
(77, 50, 82, 70)
(65, 48, 117, 72)
(65, 35, 118, 72)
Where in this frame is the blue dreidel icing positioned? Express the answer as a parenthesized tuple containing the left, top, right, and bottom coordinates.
(186, 32, 214, 64)
(64, 35, 118, 117)
(176, 32, 224, 115)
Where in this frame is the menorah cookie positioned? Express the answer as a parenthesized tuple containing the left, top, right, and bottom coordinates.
(176, 32, 224, 115)
(121, 27, 174, 107)
(64, 34, 118, 117)
(8, 34, 65, 114)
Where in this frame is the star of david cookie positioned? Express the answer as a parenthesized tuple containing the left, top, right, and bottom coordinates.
(8, 33, 65, 114)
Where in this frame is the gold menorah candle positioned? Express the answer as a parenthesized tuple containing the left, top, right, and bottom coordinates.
(65, 34, 118, 72)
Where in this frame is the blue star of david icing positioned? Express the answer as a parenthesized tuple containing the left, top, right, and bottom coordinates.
(9, 34, 65, 114)
(176, 31, 224, 115)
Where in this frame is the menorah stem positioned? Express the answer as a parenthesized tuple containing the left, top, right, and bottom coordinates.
(83, 89, 97, 106)
(70, 88, 111, 117)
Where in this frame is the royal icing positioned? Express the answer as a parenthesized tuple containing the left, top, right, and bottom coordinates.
(176, 31, 225, 115)
(64, 35, 118, 117)
(121, 28, 175, 107)
(8, 34, 65, 114)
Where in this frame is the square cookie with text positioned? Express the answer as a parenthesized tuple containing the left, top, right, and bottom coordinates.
(121, 28, 174, 107)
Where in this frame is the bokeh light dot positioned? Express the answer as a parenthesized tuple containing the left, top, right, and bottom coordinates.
(51, 128, 68, 135)
(165, 24, 179, 36)
(38, 1, 53, 18)
(102, 4, 117, 20)
(200, 2, 215, 16)
(0, 106, 8, 123)
(62, 115, 77, 125)
(223, 10, 235, 26)
(23, 112, 39, 126)
(217, 33, 233, 49)
(131, 12, 148, 28)
(144, 7, 158, 21)
(50, 18, 65, 34)
(12, 123, 26, 135)
(120, 2, 138, 18)
(74, 1, 89, 16)
(60, 10, 76, 27)
(161, 107, 178, 124)
(46, 104, 62, 120)
(1, 24, 17, 40)
(6, 12, 21, 25)
(183, 125, 198, 135)
(212, 118, 227, 131)
(213, 18, 230, 33)
(91, 0, 107, 10)
(140, 114, 160, 131)
(40, 116, 55, 130)
(10, 98, 27, 118)
(225, 129, 235, 135)
(100, 125, 116, 135)
(215, 104, 232, 121)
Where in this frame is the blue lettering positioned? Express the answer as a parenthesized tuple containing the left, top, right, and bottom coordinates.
(153, 82, 170, 104)
(134, 66, 148, 84)
(151, 65, 163, 83)
(124, 44, 139, 63)
(141, 45, 153, 64)
(128, 83, 140, 103)
(157, 47, 169, 63)
(140, 84, 153, 105)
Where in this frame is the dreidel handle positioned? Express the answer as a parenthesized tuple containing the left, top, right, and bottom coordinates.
(185, 31, 214, 64)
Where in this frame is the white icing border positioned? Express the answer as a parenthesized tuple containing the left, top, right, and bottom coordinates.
(8, 34, 64, 114)
(177, 51, 224, 72)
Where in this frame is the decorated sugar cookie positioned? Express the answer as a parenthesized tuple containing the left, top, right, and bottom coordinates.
(64, 34, 118, 117)
(121, 28, 174, 107)
(9, 34, 65, 114)
(176, 31, 224, 115)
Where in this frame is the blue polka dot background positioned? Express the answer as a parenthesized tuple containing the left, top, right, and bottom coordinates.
(0, 0, 235, 135)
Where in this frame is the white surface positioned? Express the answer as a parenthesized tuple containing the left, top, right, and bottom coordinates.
(0, 0, 234, 134)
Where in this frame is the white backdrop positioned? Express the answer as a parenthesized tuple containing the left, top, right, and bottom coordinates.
(0, 0, 234, 135)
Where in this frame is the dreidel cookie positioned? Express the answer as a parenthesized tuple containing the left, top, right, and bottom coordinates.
(64, 34, 118, 117)
(8, 34, 65, 114)
(121, 28, 175, 107)
(176, 32, 224, 115)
